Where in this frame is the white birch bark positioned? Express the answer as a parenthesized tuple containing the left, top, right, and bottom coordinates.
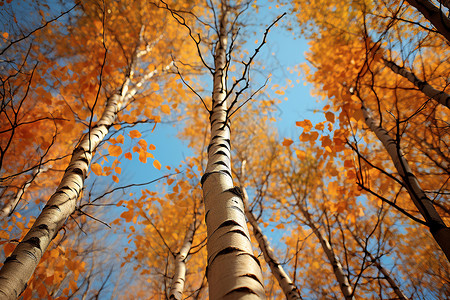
(200, 10, 265, 300)
(0, 55, 170, 299)
(383, 58, 450, 109)
(0, 165, 50, 219)
(362, 104, 450, 261)
(297, 207, 355, 300)
(168, 218, 197, 300)
(241, 187, 303, 300)
(405, 0, 450, 42)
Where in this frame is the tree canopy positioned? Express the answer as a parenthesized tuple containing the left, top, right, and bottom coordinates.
(0, 0, 448, 299)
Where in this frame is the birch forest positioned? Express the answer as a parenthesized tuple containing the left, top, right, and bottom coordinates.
(0, 0, 449, 299)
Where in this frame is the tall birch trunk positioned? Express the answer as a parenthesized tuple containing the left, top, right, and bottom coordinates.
(169, 218, 197, 300)
(0, 55, 169, 299)
(241, 187, 303, 300)
(405, 0, 450, 42)
(382, 58, 450, 109)
(362, 104, 450, 261)
(200, 9, 265, 300)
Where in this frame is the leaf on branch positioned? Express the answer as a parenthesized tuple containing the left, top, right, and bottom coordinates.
(129, 130, 141, 139)
(91, 163, 103, 176)
(108, 145, 122, 157)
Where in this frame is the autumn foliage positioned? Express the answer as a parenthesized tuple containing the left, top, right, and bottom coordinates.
(0, 0, 449, 299)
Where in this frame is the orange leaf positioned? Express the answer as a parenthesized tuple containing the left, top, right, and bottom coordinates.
(153, 159, 161, 170)
(325, 112, 335, 123)
(129, 130, 141, 139)
(161, 104, 170, 114)
(115, 167, 122, 174)
(296, 120, 313, 132)
(117, 134, 124, 144)
(124, 152, 132, 160)
(91, 163, 102, 176)
(112, 175, 119, 183)
(149, 144, 156, 150)
(108, 145, 122, 157)
(282, 138, 293, 147)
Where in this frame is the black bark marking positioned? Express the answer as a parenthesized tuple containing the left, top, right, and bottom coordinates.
(237, 252, 262, 268)
(240, 273, 264, 286)
(219, 220, 240, 229)
(214, 161, 227, 167)
(224, 138, 230, 147)
(212, 135, 221, 140)
(36, 224, 49, 233)
(43, 204, 61, 212)
(229, 229, 251, 241)
(200, 170, 232, 186)
(72, 168, 84, 176)
(214, 150, 228, 157)
(225, 186, 243, 199)
(24, 237, 41, 251)
(218, 143, 230, 150)
(230, 205, 245, 216)
(200, 172, 213, 186)
(225, 287, 258, 296)
(4, 255, 19, 264)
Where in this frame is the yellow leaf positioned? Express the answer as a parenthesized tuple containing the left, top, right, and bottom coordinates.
(91, 163, 102, 176)
(108, 145, 122, 157)
(153, 159, 161, 170)
(129, 130, 141, 139)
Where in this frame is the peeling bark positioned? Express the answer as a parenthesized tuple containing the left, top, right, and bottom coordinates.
(0, 55, 170, 299)
(169, 218, 197, 300)
(362, 104, 450, 261)
(405, 0, 450, 42)
(383, 58, 450, 109)
(201, 9, 265, 300)
(242, 187, 303, 300)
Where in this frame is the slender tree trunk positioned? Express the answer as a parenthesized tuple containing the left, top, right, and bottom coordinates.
(382, 58, 450, 109)
(169, 217, 197, 300)
(362, 104, 450, 261)
(299, 207, 355, 300)
(200, 9, 265, 300)
(241, 187, 303, 300)
(347, 229, 408, 300)
(0, 165, 50, 219)
(405, 0, 450, 42)
(0, 55, 169, 299)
